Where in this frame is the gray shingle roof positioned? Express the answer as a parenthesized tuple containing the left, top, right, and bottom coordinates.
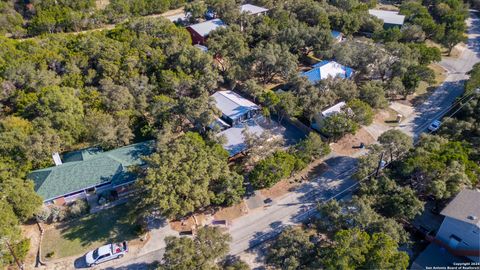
(28, 140, 155, 201)
(211, 91, 260, 121)
(217, 118, 265, 156)
(440, 189, 480, 226)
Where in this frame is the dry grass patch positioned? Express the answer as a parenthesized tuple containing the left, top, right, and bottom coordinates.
(170, 214, 208, 232)
(214, 201, 249, 222)
(95, 0, 110, 10)
(330, 128, 375, 156)
(260, 178, 299, 199)
(375, 3, 400, 11)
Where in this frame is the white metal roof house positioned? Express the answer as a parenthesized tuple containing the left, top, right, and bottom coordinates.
(240, 4, 269, 16)
(321, 101, 346, 118)
(211, 90, 261, 126)
(311, 101, 346, 132)
(218, 118, 266, 156)
(301, 61, 354, 84)
(368, 9, 405, 28)
(186, 19, 226, 44)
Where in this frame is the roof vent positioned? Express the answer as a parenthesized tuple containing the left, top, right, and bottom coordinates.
(52, 152, 62, 166)
(467, 215, 478, 220)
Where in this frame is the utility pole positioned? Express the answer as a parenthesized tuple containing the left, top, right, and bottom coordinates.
(375, 152, 385, 178)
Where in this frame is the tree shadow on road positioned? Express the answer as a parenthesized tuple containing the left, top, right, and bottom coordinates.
(103, 262, 159, 270)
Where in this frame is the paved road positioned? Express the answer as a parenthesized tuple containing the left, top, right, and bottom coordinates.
(226, 10, 480, 259)
(399, 11, 480, 138)
(102, 11, 480, 270)
(228, 154, 359, 255)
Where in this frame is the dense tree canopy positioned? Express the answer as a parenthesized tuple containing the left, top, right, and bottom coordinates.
(135, 132, 244, 219)
(160, 226, 232, 270)
(378, 129, 413, 162)
(321, 113, 359, 140)
(322, 228, 409, 270)
(396, 134, 479, 199)
(0, 0, 472, 267)
(345, 99, 374, 126)
(317, 197, 410, 245)
(266, 226, 316, 270)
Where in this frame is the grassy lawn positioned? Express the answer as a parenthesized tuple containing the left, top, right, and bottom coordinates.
(41, 204, 140, 260)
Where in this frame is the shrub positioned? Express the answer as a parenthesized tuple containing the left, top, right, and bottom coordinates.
(346, 99, 374, 126)
(4, 238, 30, 264)
(49, 205, 66, 222)
(249, 151, 296, 189)
(294, 133, 331, 163)
(98, 196, 107, 205)
(321, 113, 359, 141)
(35, 206, 51, 223)
(67, 199, 89, 218)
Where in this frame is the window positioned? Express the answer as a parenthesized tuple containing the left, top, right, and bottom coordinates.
(97, 254, 109, 260)
(93, 249, 99, 260)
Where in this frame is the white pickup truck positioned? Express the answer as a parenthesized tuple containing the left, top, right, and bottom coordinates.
(85, 241, 128, 267)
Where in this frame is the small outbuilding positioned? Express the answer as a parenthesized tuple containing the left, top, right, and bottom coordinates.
(240, 4, 269, 16)
(368, 9, 405, 28)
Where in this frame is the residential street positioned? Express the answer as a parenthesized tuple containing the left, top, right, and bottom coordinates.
(84, 11, 480, 270)
(398, 11, 480, 138)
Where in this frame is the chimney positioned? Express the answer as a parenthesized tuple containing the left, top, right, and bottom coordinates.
(52, 152, 62, 166)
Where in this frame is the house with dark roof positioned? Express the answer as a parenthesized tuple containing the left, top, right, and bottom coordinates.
(210, 91, 263, 156)
(301, 61, 354, 84)
(368, 9, 405, 28)
(186, 19, 226, 45)
(28, 140, 155, 205)
(411, 189, 480, 269)
(211, 90, 261, 126)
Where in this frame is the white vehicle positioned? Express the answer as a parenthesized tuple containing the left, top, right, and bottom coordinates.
(427, 120, 441, 132)
(85, 242, 128, 267)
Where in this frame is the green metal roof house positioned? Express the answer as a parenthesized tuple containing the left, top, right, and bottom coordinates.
(28, 140, 155, 204)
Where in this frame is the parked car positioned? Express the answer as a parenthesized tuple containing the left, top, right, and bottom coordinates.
(427, 120, 441, 132)
(85, 241, 128, 267)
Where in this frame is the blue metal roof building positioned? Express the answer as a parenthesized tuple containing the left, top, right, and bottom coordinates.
(301, 61, 354, 84)
(331, 30, 343, 41)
